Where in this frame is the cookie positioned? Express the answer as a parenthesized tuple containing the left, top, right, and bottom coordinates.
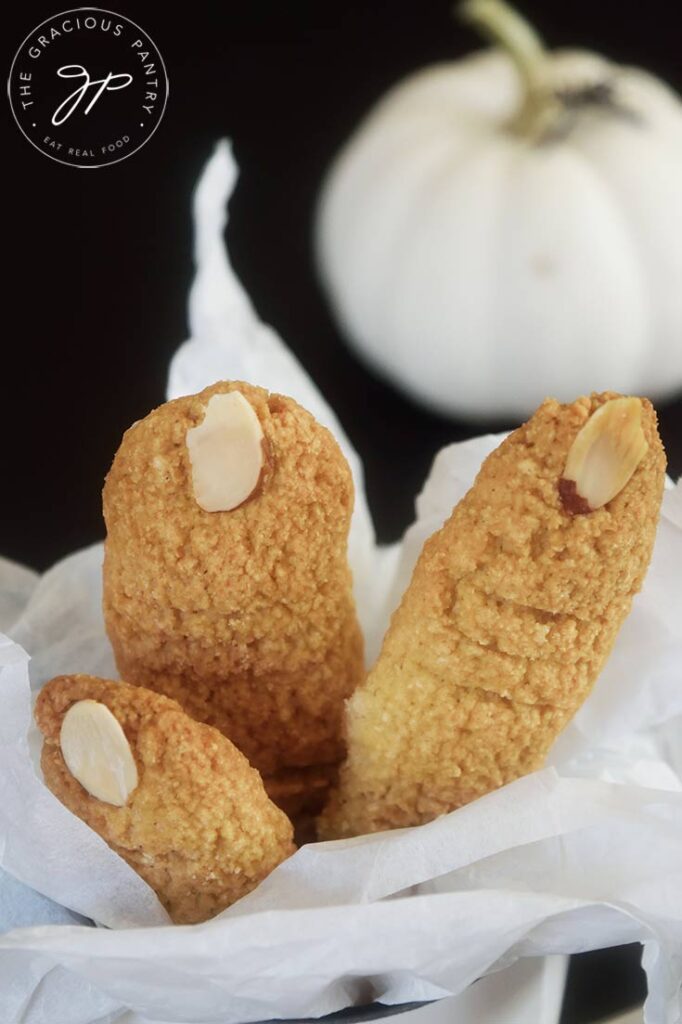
(35, 674, 295, 924)
(319, 394, 666, 838)
(102, 381, 364, 810)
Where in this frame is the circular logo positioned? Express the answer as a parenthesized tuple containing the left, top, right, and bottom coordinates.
(7, 8, 168, 168)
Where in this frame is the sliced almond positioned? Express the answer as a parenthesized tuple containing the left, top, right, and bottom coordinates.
(559, 397, 647, 515)
(186, 392, 266, 512)
(60, 700, 138, 807)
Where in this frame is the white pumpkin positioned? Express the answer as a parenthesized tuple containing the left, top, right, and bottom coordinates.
(316, 0, 682, 419)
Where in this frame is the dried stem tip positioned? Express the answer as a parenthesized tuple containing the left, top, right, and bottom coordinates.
(559, 398, 648, 515)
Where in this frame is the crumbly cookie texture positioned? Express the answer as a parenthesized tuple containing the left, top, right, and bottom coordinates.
(319, 393, 666, 839)
(102, 381, 364, 811)
(35, 674, 295, 924)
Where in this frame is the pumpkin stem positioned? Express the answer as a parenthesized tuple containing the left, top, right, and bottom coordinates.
(458, 0, 560, 139)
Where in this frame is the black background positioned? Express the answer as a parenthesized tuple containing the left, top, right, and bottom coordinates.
(3, 1, 680, 1020)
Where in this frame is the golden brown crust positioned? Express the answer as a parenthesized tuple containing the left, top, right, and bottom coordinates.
(102, 381, 364, 795)
(35, 674, 295, 924)
(319, 393, 666, 839)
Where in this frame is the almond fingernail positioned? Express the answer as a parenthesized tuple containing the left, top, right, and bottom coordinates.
(559, 397, 647, 515)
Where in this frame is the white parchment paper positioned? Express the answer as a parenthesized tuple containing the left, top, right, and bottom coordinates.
(1, 141, 681, 1024)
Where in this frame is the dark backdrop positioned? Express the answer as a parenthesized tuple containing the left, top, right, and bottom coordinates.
(3, 1, 680, 1021)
